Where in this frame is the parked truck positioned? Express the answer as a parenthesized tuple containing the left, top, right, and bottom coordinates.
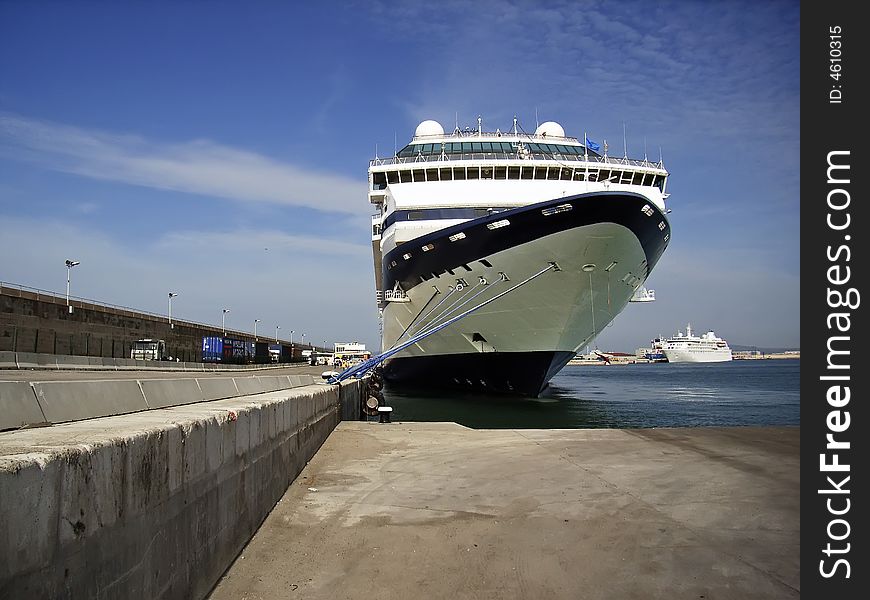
(131, 339, 167, 361)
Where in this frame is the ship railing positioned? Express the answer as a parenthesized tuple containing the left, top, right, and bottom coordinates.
(411, 130, 580, 143)
(369, 153, 663, 170)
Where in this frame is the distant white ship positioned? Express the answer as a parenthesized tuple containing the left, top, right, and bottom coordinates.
(662, 323, 732, 363)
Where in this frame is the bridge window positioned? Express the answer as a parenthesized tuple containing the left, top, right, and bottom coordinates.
(440, 168, 452, 180)
(467, 167, 480, 180)
(387, 171, 399, 184)
(426, 168, 439, 181)
(508, 166, 520, 179)
(400, 170, 412, 183)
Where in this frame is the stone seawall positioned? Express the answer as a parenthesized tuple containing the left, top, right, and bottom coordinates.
(0, 378, 365, 599)
(0, 285, 315, 362)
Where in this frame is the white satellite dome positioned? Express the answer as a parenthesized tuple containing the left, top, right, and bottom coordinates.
(415, 120, 445, 137)
(534, 121, 565, 138)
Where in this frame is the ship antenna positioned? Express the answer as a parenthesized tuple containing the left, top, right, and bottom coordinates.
(513, 116, 518, 135)
(394, 131, 397, 157)
(375, 143, 378, 159)
(455, 111, 459, 132)
(477, 115, 482, 136)
(644, 136, 648, 162)
(622, 121, 627, 159)
(535, 107, 539, 129)
(583, 131, 588, 160)
(658, 145, 664, 167)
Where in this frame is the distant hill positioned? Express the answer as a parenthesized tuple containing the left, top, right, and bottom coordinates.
(731, 344, 800, 353)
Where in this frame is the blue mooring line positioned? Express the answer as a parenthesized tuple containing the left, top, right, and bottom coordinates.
(327, 263, 558, 384)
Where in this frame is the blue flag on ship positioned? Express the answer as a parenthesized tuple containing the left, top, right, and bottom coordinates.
(584, 136, 601, 152)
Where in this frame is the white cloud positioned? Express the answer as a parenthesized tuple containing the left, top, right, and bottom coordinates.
(0, 113, 368, 216)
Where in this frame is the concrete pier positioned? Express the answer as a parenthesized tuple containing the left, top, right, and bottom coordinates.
(209, 423, 799, 600)
(0, 378, 365, 599)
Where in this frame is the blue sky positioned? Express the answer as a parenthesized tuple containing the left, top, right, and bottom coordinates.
(0, 0, 799, 352)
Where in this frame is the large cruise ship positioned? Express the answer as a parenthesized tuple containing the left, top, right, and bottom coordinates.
(368, 117, 671, 395)
(661, 324, 733, 363)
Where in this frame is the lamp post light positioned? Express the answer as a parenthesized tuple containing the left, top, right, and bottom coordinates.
(65, 259, 80, 314)
(254, 319, 261, 341)
(168, 292, 178, 328)
(275, 325, 280, 344)
(222, 308, 230, 335)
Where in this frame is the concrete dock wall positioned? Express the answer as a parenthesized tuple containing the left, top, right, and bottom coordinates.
(0, 373, 320, 431)
(0, 378, 365, 600)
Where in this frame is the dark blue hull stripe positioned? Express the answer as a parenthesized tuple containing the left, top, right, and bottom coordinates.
(383, 191, 668, 293)
(383, 350, 576, 397)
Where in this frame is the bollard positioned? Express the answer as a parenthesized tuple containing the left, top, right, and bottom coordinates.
(377, 406, 393, 423)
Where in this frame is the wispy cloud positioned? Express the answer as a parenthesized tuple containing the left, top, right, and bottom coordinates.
(0, 113, 368, 216)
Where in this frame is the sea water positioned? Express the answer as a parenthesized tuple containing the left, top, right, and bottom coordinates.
(380, 359, 799, 429)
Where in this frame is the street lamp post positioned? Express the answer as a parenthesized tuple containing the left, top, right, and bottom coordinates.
(254, 319, 261, 341)
(275, 325, 280, 344)
(65, 259, 80, 314)
(289, 330, 295, 360)
(222, 308, 230, 334)
(301, 333, 306, 349)
(168, 292, 178, 328)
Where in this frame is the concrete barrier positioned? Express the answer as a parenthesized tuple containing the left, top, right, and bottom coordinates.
(140, 378, 205, 409)
(5, 371, 326, 428)
(232, 376, 267, 396)
(14, 352, 57, 370)
(0, 351, 18, 369)
(31, 380, 150, 424)
(197, 377, 240, 402)
(0, 381, 47, 430)
(257, 375, 291, 392)
(55, 354, 95, 370)
(0, 378, 365, 599)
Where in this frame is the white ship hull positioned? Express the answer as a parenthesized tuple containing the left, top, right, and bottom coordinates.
(662, 348, 732, 363)
(379, 192, 669, 395)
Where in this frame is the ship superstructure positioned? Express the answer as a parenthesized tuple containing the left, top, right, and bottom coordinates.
(661, 324, 733, 363)
(368, 117, 671, 395)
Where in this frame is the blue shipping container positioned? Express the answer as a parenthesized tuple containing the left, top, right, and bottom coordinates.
(202, 336, 224, 362)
